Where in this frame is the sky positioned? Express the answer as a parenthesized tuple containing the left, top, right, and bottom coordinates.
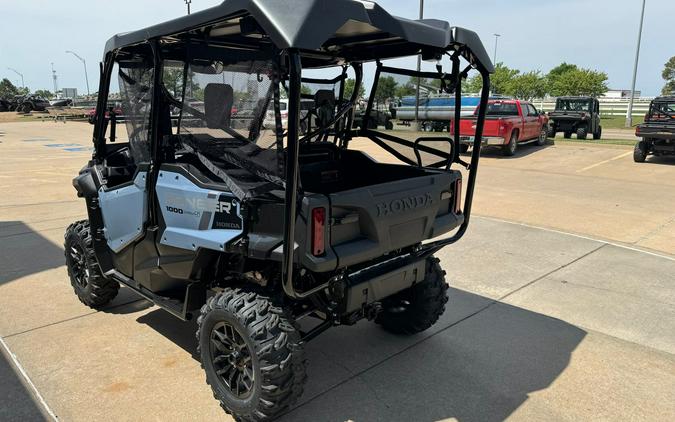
(0, 0, 672, 97)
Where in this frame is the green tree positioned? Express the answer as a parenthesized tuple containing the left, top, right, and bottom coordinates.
(301, 84, 312, 96)
(506, 71, 547, 100)
(549, 68, 608, 97)
(490, 63, 520, 95)
(0, 78, 20, 98)
(662, 56, 675, 95)
(374, 76, 398, 104)
(343, 78, 365, 100)
(34, 89, 54, 99)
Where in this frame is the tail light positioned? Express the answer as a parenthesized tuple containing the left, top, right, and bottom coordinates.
(311, 207, 326, 256)
(453, 179, 462, 214)
(636, 125, 641, 136)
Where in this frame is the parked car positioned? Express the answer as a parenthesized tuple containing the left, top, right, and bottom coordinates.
(86, 105, 123, 124)
(263, 98, 315, 131)
(548, 96, 601, 140)
(633, 96, 675, 162)
(455, 99, 549, 156)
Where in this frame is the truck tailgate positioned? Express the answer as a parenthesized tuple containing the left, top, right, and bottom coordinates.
(328, 171, 462, 268)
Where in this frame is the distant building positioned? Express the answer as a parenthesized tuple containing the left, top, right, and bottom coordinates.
(601, 89, 641, 99)
(62, 87, 78, 98)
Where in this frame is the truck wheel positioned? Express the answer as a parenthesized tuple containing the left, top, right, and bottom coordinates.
(563, 131, 572, 139)
(547, 126, 556, 138)
(385, 120, 394, 130)
(633, 140, 648, 163)
(502, 132, 518, 156)
(536, 126, 548, 146)
(593, 126, 602, 140)
(576, 127, 587, 140)
(21, 103, 32, 114)
(64, 220, 119, 308)
(197, 288, 307, 422)
(375, 256, 449, 335)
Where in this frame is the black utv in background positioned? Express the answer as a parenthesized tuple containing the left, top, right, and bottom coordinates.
(634, 96, 675, 162)
(548, 96, 602, 140)
(17, 95, 50, 113)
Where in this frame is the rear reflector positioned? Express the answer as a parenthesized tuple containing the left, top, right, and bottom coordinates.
(311, 207, 326, 256)
(454, 179, 462, 214)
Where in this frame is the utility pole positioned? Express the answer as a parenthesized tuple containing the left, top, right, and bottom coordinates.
(66, 50, 90, 96)
(7, 68, 24, 88)
(492, 34, 501, 65)
(51, 63, 59, 95)
(626, 0, 646, 127)
(414, 0, 424, 131)
(185, 0, 192, 15)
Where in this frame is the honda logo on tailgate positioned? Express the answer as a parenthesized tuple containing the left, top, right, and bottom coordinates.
(376, 193, 433, 216)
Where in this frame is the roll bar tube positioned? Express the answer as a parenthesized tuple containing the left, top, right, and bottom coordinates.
(282, 50, 303, 299)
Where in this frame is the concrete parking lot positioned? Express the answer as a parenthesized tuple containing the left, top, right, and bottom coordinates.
(1, 121, 674, 421)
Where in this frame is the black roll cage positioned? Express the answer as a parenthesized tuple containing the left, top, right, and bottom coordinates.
(91, 38, 490, 301)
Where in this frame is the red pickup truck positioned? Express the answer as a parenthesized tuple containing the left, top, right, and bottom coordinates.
(454, 99, 549, 156)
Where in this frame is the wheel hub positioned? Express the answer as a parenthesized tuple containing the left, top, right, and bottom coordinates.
(210, 321, 255, 399)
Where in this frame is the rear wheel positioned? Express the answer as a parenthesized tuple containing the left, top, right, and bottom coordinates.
(633, 140, 648, 163)
(64, 220, 119, 308)
(536, 126, 548, 146)
(547, 126, 556, 138)
(593, 126, 602, 140)
(21, 103, 32, 113)
(197, 288, 307, 421)
(384, 120, 394, 130)
(502, 131, 518, 156)
(576, 127, 587, 139)
(563, 131, 572, 139)
(375, 256, 449, 335)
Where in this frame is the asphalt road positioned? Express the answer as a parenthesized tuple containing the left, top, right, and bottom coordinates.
(0, 122, 674, 421)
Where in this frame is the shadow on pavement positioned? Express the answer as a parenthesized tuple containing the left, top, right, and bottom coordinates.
(0, 346, 48, 421)
(0, 221, 64, 286)
(137, 287, 585, 422)
(463, 141, 551, 160)
(644, 155, 675, 166)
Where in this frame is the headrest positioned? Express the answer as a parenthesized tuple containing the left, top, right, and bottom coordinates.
(204, 83, 234, 129)
(314, 90, 335, 108)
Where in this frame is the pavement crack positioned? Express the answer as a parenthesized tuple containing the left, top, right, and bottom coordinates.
(2, 298, 147, 339)
(498, 243, 607, 302)
(633, 214, 675, 245)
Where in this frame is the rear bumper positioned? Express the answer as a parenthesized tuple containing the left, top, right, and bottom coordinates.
(459, 136, 505, 146)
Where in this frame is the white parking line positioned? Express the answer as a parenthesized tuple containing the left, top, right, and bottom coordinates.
(476, 215, 675, 262)
(576, 151, 633, 173)
(0, 337, 59, 421)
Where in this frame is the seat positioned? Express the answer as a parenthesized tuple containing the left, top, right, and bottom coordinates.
(314, 89, 336, 128)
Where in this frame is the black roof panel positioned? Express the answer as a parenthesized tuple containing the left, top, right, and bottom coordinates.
(104, 0, 494, 72)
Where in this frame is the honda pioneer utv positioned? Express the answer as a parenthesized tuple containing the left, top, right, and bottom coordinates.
(64, 1, 493, 420)
(548, 96, 602, 140)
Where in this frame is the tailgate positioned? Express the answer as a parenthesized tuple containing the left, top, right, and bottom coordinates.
(328, 171, 463, 268)
(457, 118, 501, 140)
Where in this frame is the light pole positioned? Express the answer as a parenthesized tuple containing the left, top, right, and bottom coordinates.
(492, 34, 501, 65)
(7, 68, 24, 88)
(414, 0, 424, 131)
(66, 50, 90, 96)
(185, 0, 192, 14)
(51, 63, 58, 94)
(626, 0, 646, 127)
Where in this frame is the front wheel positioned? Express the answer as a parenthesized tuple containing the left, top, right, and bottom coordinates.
(593, 126, 602, 140)
(64, 220, 119, 308)
(375, 256, 449, 335)
(197, 288, 307, 421)
(633, 140, 648, 163)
